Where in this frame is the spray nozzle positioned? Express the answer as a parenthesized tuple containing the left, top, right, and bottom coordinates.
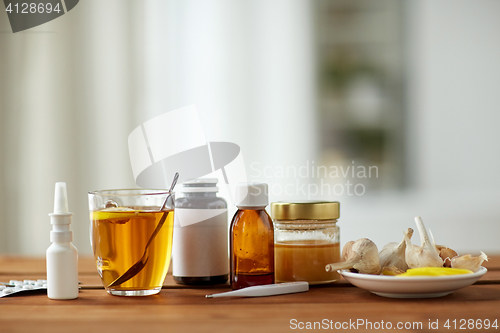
(50, 182, 73, 236)
(54, 182, 69, 214)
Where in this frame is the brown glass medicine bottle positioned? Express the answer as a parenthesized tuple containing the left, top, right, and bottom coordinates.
(230, 183, 275, 290)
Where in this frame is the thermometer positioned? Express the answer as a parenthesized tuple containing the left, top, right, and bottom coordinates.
(206, 282, 309, 298)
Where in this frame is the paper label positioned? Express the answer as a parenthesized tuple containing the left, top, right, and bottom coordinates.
(172, 208, 229, 277)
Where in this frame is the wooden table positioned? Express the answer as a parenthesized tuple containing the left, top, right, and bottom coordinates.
(1, 256, 499, 332)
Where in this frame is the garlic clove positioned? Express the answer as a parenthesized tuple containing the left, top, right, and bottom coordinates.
(437, 246, 459, 268)
(428, 229, 458, 267)
(404, 217, 444, 269)
(451, 251, 488, 273)
(326, 238, 381, 275)
(379, 228, 413, 272)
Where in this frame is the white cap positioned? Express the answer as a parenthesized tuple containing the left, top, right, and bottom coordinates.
(183, 178, 218, 185)
(54, 182, 69, 214)
(49, 182, 74, 242)
(234, 182, 268, 208)
(181, 178, 219, 193)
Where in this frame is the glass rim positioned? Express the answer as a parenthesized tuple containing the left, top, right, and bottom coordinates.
(88, 188, 173, 196)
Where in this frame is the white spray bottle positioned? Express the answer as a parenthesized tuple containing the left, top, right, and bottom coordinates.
(46, 182, 79, 299)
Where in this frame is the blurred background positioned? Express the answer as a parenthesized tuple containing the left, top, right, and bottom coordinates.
(1, 0, 499, 256)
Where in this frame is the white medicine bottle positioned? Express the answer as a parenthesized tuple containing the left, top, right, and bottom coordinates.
(173, 178, 228, 285)
(46, 182, 79, 299)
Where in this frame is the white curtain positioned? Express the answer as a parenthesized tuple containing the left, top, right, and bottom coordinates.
(0, 0, 316, 255)
(2, 0, 500, 256)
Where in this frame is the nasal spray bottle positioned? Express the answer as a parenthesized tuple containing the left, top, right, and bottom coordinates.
(46, 182, 79, 299)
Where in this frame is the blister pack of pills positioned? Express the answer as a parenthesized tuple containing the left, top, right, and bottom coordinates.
(0, 280, 47, 298)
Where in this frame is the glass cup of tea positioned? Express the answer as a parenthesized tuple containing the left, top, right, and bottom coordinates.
(88, 189, 175, 296)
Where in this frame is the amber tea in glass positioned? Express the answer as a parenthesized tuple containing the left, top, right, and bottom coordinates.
(88, 189, 174, 296)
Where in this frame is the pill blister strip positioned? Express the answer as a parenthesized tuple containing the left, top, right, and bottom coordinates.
(0, 280, 47, 298)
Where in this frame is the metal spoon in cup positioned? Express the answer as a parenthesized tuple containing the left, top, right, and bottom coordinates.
(108, 172, 179, 288)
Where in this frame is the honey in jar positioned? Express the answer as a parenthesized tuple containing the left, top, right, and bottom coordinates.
(271, 201, 341, 285)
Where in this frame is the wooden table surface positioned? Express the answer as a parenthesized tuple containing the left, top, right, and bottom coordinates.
(1, 256, 499, 333)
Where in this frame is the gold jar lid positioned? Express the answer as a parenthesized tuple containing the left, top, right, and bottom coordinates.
(270, 201, 340, 221)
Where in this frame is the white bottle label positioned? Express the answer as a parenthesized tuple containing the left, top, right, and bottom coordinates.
(173, 208, 229, 277)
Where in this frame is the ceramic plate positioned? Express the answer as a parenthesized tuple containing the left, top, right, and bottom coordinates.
(339, 267, 487, 298)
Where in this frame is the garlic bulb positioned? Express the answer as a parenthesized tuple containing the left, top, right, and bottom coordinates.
(379, 228, 413, 272)
(404, 217, 444, 268)
(342, 240, 355, 261)
(326, 238, 381, 275)
(451, 251, 488, 272)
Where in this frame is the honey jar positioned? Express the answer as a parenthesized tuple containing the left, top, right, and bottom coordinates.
(271, 201, 341, 285)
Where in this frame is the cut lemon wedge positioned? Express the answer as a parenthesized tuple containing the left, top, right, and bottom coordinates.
(91, 209, 155, 222)
(397, 267, 473, 277)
